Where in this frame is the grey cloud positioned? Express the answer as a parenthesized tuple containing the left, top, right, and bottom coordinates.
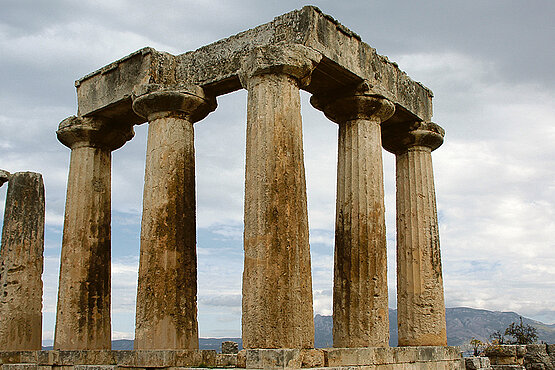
(199, 294, 241, 308)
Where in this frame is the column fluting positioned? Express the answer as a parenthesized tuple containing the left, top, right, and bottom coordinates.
(55, 116, 133, 350)
(311, 89, 394, 347)
(240, 45, 321, 349)
(383, 121, 447, 346)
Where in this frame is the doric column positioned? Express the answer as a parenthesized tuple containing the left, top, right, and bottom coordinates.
(382, 121, 447, 346)
(0, 171, 44, 350)
(132, 84, 216, 350)
(239, 45, 321, 349)
(55, 116, 134, 350)
(311, 85, 394, 348)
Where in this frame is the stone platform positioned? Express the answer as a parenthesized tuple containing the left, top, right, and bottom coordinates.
(0, 347, 464, 369)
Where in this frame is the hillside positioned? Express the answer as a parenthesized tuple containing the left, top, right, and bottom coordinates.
(445, 307, 555, 345)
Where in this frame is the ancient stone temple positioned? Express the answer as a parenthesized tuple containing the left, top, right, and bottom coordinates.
(0, 6, 462, 369)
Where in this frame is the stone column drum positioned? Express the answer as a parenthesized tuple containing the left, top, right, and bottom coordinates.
(383, 121, 447, 346)
(132, 84, 216, 350)
(240, 45, 321, 349)
(311, 87, 394, 347)
(0, 172, 45, 350)
(55, 116, 134, 350)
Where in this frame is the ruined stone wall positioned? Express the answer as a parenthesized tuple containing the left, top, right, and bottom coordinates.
(482, 344, 555, 370)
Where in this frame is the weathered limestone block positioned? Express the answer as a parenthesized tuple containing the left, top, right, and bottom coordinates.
(0, 170, 9, 187)
(0, 172, 45, 350)
(1, 365, 42, 370)
(132, 84, 216, 350)
(221, 341, 239, 354)
(524, 344, 553, 369)
(242, 348, 325, 368)
(485, 345, 519, 365)
(382, 121, 447, 347)
(217, 353, 237, 367)
(465, 356, 492, 370)
(547, 344, 555, 367)
(55, 116, 134, 350)
(244, 349, 302, 369)
(311, 83, 394, 348)
(516, 345, 527, 359)
(300, 349, 325, 368)
(237, 350, 247, 368)
(323, 346, 463, 368)
(240, 45, 319, 349)
(75, 7, 433, 126)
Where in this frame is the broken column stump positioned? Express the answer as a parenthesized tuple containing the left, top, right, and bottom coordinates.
(0, 171, 45, 350)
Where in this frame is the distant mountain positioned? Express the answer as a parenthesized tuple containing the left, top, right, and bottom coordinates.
(42, 307, 555, 350)
(316, 307, 555, 347)
(445, 307, 555, 345)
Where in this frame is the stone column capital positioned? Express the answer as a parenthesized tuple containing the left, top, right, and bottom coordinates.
(57, 116, 134, 151)
(382, 121, 445, 154)
(132, 83, 216, 123)
(238, 44, 322, 88)
(310, 83, 395, 124)
(0, 169, 10, 187)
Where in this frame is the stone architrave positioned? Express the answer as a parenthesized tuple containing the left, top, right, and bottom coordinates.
(383, 121, 447, 346)
(132, 84, 216, 350)
(55, 116, 134, 350)
(0, 172, 45, 350)
(239, 44, 321, 349)
(311, 85, 394, 348)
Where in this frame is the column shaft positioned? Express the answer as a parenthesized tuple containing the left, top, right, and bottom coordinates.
(242, 73, 314, 349)
(0, 172, 44, 350)
(55, 146, 112, 349)
(134, 115, 198, 350)
(334, 118, 389, 347)
(396, 146, 447, 346)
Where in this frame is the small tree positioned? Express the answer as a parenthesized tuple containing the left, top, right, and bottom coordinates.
(490, 330, 505, 344)
(470, 338, 484, 356)
(504, 317, 538, 344)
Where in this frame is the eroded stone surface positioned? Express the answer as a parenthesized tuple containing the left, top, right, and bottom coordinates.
(55, 117, 133, 350)
(392, 122, 447, 347)
(74, 6, 432, 127)
(222, 342, 239, 355)
(133, 86, 215, 350)
(0, 172, 44, 350)
(0, 347, 465, 369)
(241, 47, 315, 349)
(311, 90, 394, 348)
(465, 356, 492, 370)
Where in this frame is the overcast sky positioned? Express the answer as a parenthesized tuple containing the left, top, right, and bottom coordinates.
(1, 0, 554, 344)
